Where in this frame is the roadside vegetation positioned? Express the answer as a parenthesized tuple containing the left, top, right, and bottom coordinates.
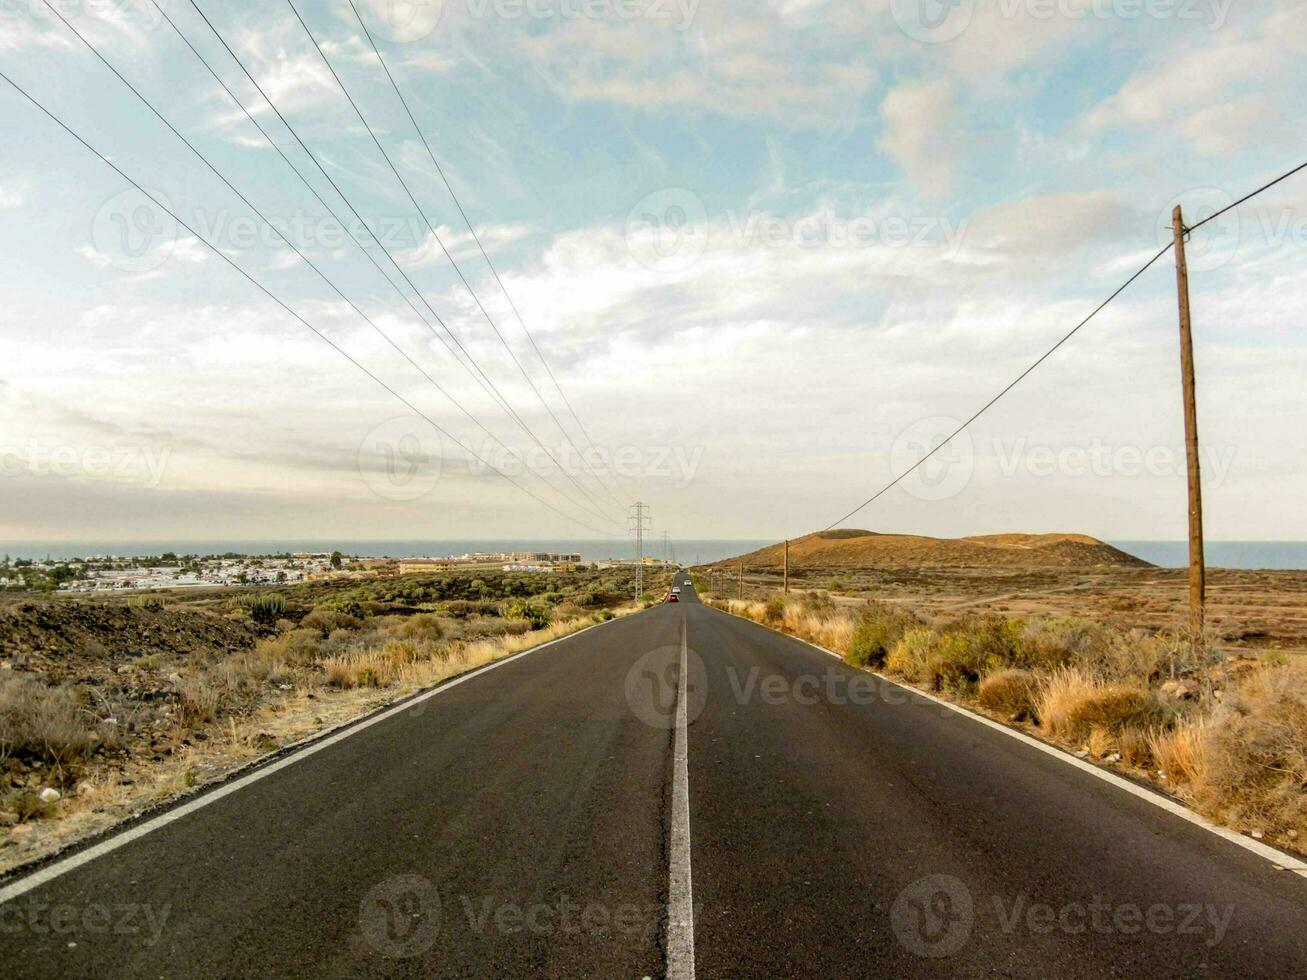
(0, 567, 661, 870)
(701, 587, 1306, 855)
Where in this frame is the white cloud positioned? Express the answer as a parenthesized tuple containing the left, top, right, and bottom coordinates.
(0, 180, 26, 209)
(876, 79, 963, 199)
(1080, 5, 1307, 154)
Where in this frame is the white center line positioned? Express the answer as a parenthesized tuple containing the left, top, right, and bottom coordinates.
(666, 613, 696, 980)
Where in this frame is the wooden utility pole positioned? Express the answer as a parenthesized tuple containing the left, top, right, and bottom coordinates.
(738, 561, 743, 601)
(783, 540, 789, 595)
(1172, 205, 1206, 657)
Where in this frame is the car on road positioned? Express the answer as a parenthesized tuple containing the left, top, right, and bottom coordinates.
(671, 587, 681, 594)
(666, 592, 678, 602)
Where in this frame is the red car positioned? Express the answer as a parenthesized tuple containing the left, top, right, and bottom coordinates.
(666, 592, 679, 602)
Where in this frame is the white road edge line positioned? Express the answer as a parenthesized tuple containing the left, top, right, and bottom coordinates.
(666, 613, 697, 980)
(0, 615, 625, 905)
(720, 608, 1307, 881)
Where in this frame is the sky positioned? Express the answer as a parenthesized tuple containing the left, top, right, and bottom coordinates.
(0, 0, 1304, 545)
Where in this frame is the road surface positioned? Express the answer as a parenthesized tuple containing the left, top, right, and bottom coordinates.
(2, 576, 1305, 977)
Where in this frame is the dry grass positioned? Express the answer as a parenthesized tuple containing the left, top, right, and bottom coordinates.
(1036, 667, 1163, 743)
(1, 602, 638, 874)
(0, 675, 95, 767)
(977, 669, 1040, 721)
(707, 586, 1307, 851)
(1152, 663, 1307, 837)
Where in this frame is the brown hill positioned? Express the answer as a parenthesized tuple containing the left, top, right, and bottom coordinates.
(707, 530, 1150, 571)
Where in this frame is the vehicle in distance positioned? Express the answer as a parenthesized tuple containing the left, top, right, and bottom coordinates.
(672, 587, 681, 593)
(666, 593, 679, 602)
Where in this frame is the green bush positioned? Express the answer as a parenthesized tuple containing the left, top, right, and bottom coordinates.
(399, 613, 444, 642)
(502, 598, 552, 630)
(846, 604, 921, 670)
(127, 594, 165, 609)
(301, 607, 361, 636)
(763, 597, 786, 625)
(237, 592, 286, 624)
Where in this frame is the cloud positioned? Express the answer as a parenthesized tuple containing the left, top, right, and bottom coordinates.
(1080, 6, 1307, 154)
(0, 181, 26, 209)
(509, 1, 878, 123)
(876, 79, 964, 199)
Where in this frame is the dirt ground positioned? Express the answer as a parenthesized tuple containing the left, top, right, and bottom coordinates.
(703, 564, 1307, 656)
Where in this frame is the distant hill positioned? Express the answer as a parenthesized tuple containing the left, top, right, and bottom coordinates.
(706, 530, 1150, 571)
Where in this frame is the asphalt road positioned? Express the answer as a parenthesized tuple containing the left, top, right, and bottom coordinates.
(2, 576, 1305, 977)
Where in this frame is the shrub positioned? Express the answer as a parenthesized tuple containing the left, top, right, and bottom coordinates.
(126, 594, 165, 609)
(1037, 668, 1163, 743)
(0, 675, 94, 765)
(1019, 618, 1108, 672)
(1159, 663, 1307, 838)
(443, 599, 501, 619)
(1118, 725, 1153, 768)
(503, 599, 552, 630)
(846, 605, 920, 670)
(301, 607, 361, 636)
(398, 613, 444, 643)
(763, 597, 786, 625)
(237, 592, 286, 624)
(885, 628, 937, 683)
(977, 669, 1040, 721)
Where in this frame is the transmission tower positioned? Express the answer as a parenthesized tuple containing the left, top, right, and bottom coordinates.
(628, 502, 650, 601)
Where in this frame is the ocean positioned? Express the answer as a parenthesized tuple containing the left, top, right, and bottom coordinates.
(0, 539, 774, 567)
(4, 539, 1307, 570)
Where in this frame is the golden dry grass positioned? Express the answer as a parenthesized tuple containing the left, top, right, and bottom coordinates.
(977, 669, 1040, 720)
(707, 587, 1307, 851)
(1036, 668, 1161, 743)
(1, 605, 636, 875)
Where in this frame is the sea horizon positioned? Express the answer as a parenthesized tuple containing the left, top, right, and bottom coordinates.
(4, 538, 1307, 570)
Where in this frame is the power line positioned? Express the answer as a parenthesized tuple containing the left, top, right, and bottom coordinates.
(822, 153, 1307, 533)
(147, 0, 623, 531)
(821, 243, 1176, 531)
(0, 67, 616, 535)
(181, 0, 606, 522)
(1187, 158, 1307, 233)
(342, 0, 629, 508)
(283, 0, 624, 517)
(38, 0, 621, 531)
